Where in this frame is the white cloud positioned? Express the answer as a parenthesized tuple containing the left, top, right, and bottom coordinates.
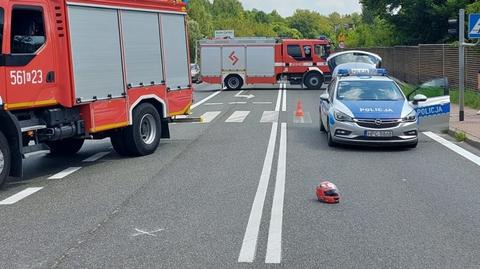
(238, 0, 362, 17)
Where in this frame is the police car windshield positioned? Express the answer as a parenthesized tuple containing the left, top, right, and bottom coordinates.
(337, 81, 404, 101)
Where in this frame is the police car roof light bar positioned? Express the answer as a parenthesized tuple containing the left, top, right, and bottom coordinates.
(338, 68, 388, 77)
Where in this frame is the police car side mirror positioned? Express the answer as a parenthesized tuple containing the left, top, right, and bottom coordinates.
(412, 94, 428, 105)
(320, 93, 330, 103)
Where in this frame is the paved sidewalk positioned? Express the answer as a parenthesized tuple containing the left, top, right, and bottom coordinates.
(449, 104, 480, 148)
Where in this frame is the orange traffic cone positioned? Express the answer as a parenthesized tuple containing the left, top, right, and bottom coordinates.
(295, 99, 305, 117)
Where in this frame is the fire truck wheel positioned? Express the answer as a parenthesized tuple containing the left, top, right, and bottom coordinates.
(110, 130, 131, 156)
(47, 138, 85, 156)
(0, 132, 11, 188)
(125, 103, 161, 156)
(224, 74, 244, 90)
(304, 72, 324, 90)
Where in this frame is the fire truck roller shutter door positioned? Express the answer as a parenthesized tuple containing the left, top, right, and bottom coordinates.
(246, 46, 274, 77)
(161, 14, 190, 90)
(201, 47, 221, 77)
(68, 6, 124, 102)
(121, 10, 164, 88)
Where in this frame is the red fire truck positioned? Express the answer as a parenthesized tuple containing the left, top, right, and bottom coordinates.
(0, 0, 193, 186)
(199, 38, 332, 90)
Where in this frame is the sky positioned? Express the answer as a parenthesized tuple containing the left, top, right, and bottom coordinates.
(238, 0, 362, 17)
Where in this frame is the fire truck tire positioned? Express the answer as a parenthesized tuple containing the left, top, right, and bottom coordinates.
(110, 131, 131, 156)
(224, 74, 244, 90)
(0, 132, 11, 188)
(304, 72, 324, 90)
(125, 103, 161, 156)
(47, 139, 85, 156)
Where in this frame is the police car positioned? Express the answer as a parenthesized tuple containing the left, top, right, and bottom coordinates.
(319, 51, 450, 147)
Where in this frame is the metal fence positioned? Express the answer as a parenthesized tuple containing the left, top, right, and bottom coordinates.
(345, 45, 480, 90)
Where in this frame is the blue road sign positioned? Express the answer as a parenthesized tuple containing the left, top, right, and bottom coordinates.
(469, 14, 480, 39)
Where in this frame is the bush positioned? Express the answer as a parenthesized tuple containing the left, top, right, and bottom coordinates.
(455, 132, 467, 142)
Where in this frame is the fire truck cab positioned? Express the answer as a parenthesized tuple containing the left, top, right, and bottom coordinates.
(0, 0, 193, 187)
(200, 37, 331, 90)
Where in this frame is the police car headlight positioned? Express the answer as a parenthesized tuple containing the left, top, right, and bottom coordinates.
(402, 110, 417, 122)
(334, 110, 353, 122)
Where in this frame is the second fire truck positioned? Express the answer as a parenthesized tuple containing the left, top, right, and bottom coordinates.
(199, 38, 332, 90)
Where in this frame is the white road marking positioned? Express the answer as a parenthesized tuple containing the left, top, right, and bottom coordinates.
(191, 91, 222, 109)
(265, 123, 287, 264)
(225, 111, 250, 123)
(238, 123, 279, 263)
(201, 111, 222, 123)
(253, 102, 273, 105)
(423, 132, 480, 167)
(131, 228, 165, 237)
(228, 102, 248, 105)
(274, 85, 283, 112)
(282, 84, 287, 112)
(293, 112, 313, 124)
(235, 90, 255, 99)
(48, 167, 82, 180)
(260, 111, 279, 123)
(0, 187, 44, 205)
(203, 102, 224, 106)
(83, 151, 110, 163)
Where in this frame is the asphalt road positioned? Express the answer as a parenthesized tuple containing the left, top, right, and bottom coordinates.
(1, 83, 480, 268)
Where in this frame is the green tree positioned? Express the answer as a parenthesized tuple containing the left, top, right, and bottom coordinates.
(287, 9, 333, 39)
(187, 20, 203, 62)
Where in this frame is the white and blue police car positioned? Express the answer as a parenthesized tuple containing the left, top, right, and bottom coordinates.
(319, 66, 450, 148)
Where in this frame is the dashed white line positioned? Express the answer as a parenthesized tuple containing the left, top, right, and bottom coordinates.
(266, 123, 287, 264)
(423, 132, 480, 166)
(228, 102, 248, 105)
(200, 111, 222, 123)
(225, 111, 250, 123)
(191, 91, 222, 109)
(253, 102, 273, 105)
(203, 102, 224, 106)
(48, 167, 82, 180)
(238, 122, 279, 263)
(83, 151, 110, 163)
(282, 84, 287, 112)
(0, 187, 44, 205)
(260, 111, 279, 123)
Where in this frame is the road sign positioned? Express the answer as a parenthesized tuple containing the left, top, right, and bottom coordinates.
(215, 30, 235, 39)
(468, 14, 480, 39)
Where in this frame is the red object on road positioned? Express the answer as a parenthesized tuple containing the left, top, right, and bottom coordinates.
(295, 99, 305, 117)
(316, 181, 340, 204)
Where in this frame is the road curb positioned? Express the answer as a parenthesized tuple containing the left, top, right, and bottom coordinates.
(448, 128, 480, 150)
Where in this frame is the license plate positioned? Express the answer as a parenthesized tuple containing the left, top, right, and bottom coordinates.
(365, 130, 393, 137)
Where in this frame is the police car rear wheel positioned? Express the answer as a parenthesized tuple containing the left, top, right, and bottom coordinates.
(0, 132, 11, 188)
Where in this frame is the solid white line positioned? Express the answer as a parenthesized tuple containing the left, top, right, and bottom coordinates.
(423, 132, 480, 166)
(274, 86, 283, 112)
(238, 122, 279, 263)
(0, 187, 44, 205)
(201, 111, 222, 123)
(48, 167, 82, 180)
(282, 84, 287, 112)
(191, 91, 222, 109)
(260, 111, 279, 123)
(82, 151, 110, 163)
(266, 123, 287, 264)
(225, 111, 250, 123)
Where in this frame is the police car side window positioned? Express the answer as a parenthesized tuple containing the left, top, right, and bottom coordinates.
(11, 6, 46, 54)
(328, 79, 336, 101)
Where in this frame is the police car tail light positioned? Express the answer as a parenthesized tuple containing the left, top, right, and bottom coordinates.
(402, 110, 417, 122)
(334, 110, 353, 122)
